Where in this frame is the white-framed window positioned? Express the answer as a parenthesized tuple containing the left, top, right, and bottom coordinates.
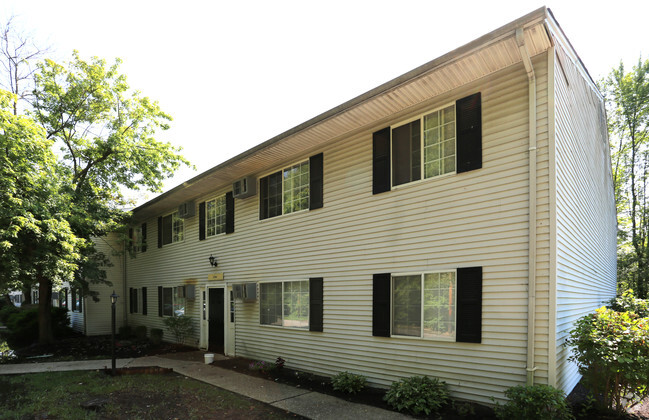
(161, 211, 184, 245)
(206, 194, 227, 237)
(392, 271, 456, 340)
(260, 280, 309, 328)
(392, 103, 456, 187)
(260, 160, 310, 219)
(161, 286, 186, 316)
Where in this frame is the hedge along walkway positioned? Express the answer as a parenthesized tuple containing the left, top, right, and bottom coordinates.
(0, 351, 408, 420)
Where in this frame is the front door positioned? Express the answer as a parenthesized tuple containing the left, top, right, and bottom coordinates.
(208, 288, 224, 353)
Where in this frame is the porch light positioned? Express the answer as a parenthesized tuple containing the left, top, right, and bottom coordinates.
(208, 254, 217, 267)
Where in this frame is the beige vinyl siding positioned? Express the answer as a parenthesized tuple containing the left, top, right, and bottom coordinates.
(82, 234, 126, 335)
(552, 45, 617, 393)
(124, 56, 549, 404)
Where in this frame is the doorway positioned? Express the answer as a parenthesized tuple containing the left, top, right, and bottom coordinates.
(208, 288, 224, 353)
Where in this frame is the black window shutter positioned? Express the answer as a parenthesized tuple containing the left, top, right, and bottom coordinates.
(141, 223, 147, 252)
(456, 266, 483, 343)
(128, 228, 134, 253)
(157, 217, 163, 248)
(309, 153, 324, 210)
(225, 192, 235, 234)
(142, 287, 147, 316)
(456, 92, 482, 173)
(199, 201, 206, 240)
(259, 176, 269, 220)
(309, 277, 323, 332)
(372, 128, 391, 194)
(158, 286, 163, 317)
(129, 288, 134, 313)
(372, 273, 391, 337)
(162, 215, 173, 245)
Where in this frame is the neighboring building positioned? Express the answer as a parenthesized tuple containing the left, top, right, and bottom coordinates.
(84, 7, 616, 404)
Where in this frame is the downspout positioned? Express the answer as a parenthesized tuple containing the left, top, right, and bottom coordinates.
(516, 27, 538, 386)
(123, 239, 128, 328)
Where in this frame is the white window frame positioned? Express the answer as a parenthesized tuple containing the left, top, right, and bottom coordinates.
(259, 280, 309, 329)
(390, 270, 457, 341)
(259, 159, 310, 220)
(390, 102, 457, 188)
(206, 194, 227, 237)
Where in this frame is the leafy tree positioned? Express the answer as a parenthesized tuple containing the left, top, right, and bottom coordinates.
(24, 51, 191, 343)
(601, 57, 649, 297)
(0, 90, 82, 342)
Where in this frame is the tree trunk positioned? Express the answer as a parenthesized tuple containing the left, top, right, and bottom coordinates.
(37, 275, 53, 344)
(22, 285, 32, 305)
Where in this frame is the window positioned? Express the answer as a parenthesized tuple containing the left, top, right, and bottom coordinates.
(259, 153, 323, 220)
(130, 223, 147, 253)
(174, 286, 186, 316)
(60, 289, 68, 309)
(373, 92, 482, 194)
(72, 288, 82, 312)
(158, 212, 183, 247)
(392, 104, 456, 187)
(206, 194, 227, 236)
(392, 272, 456, 339)
(373, 267, 482, 343)
(260, 280, 309, 328)
(159, 286, 184, 317)
(162, 287, 173, 316)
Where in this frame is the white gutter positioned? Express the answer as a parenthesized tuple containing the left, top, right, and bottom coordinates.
(516, 27, 538, 386)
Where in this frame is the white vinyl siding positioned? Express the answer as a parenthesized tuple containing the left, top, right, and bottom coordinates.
(552, 45, 617, 393)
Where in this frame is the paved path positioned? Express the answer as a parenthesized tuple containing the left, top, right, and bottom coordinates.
(0, 352, 409, 420)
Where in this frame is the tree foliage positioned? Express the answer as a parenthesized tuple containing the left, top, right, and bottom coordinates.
(601, 57, 649, 297)
(0, 18, 192, 344)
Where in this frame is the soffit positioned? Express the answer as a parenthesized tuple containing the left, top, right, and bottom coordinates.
(133, 8, 552, 221)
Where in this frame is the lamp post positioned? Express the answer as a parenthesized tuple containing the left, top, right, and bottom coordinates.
(110, 291, 118, 375)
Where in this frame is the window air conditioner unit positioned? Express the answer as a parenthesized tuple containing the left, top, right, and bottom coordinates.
(233, 283, 257, 302)
(178, 201, 196, 218)
(232, 176, 256, 199)
(185, 285, 195, 300)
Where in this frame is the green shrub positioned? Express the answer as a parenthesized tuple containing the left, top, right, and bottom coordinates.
(0, 304, 19, 324)
(150, 328, 163, 345)
(331, 371, 367, 394)
(0, 340, 16, 363)
(118, 325, 132, 339)
(494, 384, 573, 420)
(163, 315, 194, 344)
(606, 289, 649, 317)
(134, 325, 147, 340)
(5, 307, 71, 345)
(384, 375, 449, 415)
(566, 304, 649, 411)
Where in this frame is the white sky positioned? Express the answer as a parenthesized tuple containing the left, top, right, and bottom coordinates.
(2, 0, 648, 205)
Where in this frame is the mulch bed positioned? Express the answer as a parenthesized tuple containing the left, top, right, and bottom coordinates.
(6, 333, 195, 362)
(212, 356, 496, 419)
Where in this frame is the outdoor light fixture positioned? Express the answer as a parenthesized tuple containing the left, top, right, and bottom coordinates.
(208, 254, 218, 267)
(110, 290, 118, 375)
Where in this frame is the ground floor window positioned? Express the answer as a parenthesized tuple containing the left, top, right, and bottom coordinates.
(392, 271, 456, 340)
(260, 280, 309, 328)
(174, 286, 186, 316)
(71, 288, 82, 312)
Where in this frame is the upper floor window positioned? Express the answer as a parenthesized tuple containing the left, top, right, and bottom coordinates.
(392, 104, 456, 187)
(206, 194, 227, 236)
(259, 153, 323, 220)
(373, 93, 481, 194)
(159, 211, 183, 246)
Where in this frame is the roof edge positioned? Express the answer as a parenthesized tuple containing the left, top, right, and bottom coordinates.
(134, 6, 549, 214)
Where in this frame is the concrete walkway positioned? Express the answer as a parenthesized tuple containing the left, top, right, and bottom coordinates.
(0, 352, 408, 420)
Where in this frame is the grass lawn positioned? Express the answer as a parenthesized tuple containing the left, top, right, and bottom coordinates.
(0, 370, 301, 419)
